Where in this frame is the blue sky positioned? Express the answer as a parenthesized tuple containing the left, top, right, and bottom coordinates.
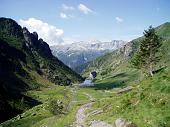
(1, 0, 170, 45)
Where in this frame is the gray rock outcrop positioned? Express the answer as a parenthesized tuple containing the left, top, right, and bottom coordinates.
(115, 118, 137, 127)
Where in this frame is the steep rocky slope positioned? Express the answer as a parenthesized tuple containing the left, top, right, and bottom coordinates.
(0, 17, 83, 122)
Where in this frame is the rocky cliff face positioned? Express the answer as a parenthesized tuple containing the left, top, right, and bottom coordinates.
(21, 27, 83, 85)
(123, 42, 133, 57)
(23, 27, 52, 58)
(117, 37, 143, 59)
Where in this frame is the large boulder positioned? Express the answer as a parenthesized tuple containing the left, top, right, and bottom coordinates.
(115, 118, 137, 127)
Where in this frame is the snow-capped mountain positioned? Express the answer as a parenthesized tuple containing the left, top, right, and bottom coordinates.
(50, 40, 127, 71)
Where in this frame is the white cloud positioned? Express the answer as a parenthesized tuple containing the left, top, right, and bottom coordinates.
(19, 18, 64, 45)
(78, 4, 94, 14)
(115, 17, 124, 23)
(62, 4, 74, 11)
(60, 12, 74, 19)
(60, 12, 68, 19)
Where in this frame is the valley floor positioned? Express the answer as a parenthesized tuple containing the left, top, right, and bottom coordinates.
(1, 67, 170, 127)
(0, 82, 122, 127)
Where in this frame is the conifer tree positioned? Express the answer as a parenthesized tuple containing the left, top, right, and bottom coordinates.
(131, 26, 162, 76)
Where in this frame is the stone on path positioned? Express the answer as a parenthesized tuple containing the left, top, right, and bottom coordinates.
(115, 118, 137, 127)
(90, 120, 113, 127)
(74, 102, 94, 127)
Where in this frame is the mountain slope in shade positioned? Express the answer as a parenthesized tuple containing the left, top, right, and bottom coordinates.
(0, 17, 83, 122)
(50, 40, 127, 71)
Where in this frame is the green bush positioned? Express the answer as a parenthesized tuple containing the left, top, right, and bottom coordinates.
(49, 99, 64, 115)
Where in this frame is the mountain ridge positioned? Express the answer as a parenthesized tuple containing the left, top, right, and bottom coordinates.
(50, 40, 127, 71)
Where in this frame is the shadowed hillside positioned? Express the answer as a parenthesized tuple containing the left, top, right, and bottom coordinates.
(0, 17, 83, 123)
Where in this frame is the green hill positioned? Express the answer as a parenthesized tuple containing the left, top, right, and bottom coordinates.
(82, 22, 170, 83)
(78, 22, 170, 126)
(0, 17, 83, 123)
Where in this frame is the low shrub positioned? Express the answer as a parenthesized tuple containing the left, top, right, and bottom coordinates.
(49, 99, 64, 115)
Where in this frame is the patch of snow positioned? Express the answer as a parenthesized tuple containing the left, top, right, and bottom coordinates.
(68, 53, 74, 56)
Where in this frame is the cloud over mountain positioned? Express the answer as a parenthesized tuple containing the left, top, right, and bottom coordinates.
(19, 18, 64, 45)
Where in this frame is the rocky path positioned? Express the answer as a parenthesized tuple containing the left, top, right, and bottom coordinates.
(74, 102, 94, 127)
(71, 84, 137, 127)
(73, 92, 94, 127)
(71, 83, 114, 127)
(90, 120, 113, 127)
(73, 92, 113, 127)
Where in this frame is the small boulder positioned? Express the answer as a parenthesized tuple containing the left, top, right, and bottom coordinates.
(115, 118, 137, 127)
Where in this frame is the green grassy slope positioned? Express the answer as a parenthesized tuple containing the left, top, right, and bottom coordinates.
(82, 22, 170, 86)
(0, 17, 83, 123)
(0, 76, 76, 127)
(78, 22, 170, 127)
(81, 66, 170, 127)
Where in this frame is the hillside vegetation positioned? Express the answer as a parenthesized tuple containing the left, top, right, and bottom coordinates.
(83, 22, 170, 84)
(0, 17, 83, 123)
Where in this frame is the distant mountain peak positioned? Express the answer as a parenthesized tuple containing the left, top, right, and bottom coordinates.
(50, 40, 127, 71)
